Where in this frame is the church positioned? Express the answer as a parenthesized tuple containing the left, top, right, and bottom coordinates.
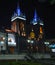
(0, 3, 48, 54)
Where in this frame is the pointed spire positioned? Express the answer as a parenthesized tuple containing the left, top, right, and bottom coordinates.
(33, 9, 38, 22)
(11, 3, 26, 21)
(16, 4, 21, 16)
(31, 9, 39, 25)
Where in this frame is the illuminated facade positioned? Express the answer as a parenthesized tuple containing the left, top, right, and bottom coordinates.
(11, 4, 44, 39)
(11, 5, 26, 36)
(0, 3, 47, 54)
(30, 10, 44, 40)
(10, 4, 45, 53)
(0, 31, 17, 54)
(25, 9, 45, 53)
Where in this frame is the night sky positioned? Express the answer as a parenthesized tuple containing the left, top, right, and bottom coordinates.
(0, 0, 55, 39)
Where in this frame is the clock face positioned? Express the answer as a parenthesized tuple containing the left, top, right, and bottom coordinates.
(30, 32, 35, 39)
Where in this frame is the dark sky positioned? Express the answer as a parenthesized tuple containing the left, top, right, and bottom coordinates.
(0, 0, 55, 39)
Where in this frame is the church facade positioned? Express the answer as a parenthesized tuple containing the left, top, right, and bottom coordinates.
(0, 3, 49, 54)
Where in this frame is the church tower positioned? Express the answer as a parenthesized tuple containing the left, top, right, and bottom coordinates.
(30, 9, 40, 39)
(29, 9, 45, 52)
(11, 4, 26, 37)
(30, 9, 44, 40)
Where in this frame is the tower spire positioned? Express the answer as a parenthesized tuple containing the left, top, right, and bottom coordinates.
(16, 4, 21, 16)
(11, 3, 26, 22)
(31, 9, 39, 25)
(34, 9, 38, 22)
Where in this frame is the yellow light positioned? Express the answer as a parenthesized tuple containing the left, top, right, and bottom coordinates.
(30, 31, 35, 39)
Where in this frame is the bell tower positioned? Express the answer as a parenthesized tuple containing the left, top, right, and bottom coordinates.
(11, 4, 26, 36)
(30, 9, 40, 39)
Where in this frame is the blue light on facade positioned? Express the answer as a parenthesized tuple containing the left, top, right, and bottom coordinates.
(31, 10, 39, 25)
(17, 6, 21, 16)
(11, 4, 26, 21)
(33, 10, 38, 22)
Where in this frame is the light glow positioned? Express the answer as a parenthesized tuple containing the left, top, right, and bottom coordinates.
(39, 23, 44, 25)
(40, 26, 43, 33)
(30, 40, 34, 43)
(44, 42, 49, 45)
(27, 40, 30, 43)
(3, 37, 5, 40)
(52, 49, 55, 52)
(11, 16, 26, 21)
(27, 39, 34, 44)
(11, 4, 26, 22)
(1, 41, 4, 44)
(17, 6, 21, 16)
(8, 33, 16, 46)
(31, 10, 39, 25)
(34, 10, 38, 22)
(32, 22, 37, 25)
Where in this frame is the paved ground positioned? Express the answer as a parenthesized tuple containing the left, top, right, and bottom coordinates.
(0, 53, 51, 60)
(0, 54, 26, 60)
(0, 53, 55, 65)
